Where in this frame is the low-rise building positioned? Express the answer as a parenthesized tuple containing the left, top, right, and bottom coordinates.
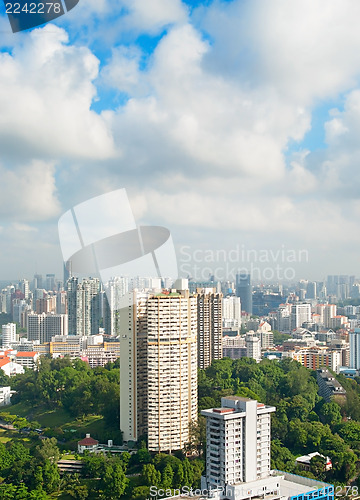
(15, 351, 39, 370)
(0, 358, 24, 377)
(317, 369, 346, 403)
(296, 452, 332, 471)
(77, 434, 99, 454)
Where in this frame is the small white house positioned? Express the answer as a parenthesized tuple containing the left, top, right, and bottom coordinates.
(0, 358, 24, 377)
(77, 434, 99, 454)
(296, 452, 332, 471)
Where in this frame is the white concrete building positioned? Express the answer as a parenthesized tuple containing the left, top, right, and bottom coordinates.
(201, 397, 276, 488)
(222, 296, 241, 328)
(119, 290, 150, 443)
(15, 352, 40, 370)
(0, 386, 11, 406)
(257, 321, 273, 349)
(27, 313, 68, 343)
(245, 332, 261, 362)
(0, 358, 24, 376)
(349, 329, 360, 369)
(1, 323, 16, 348)
(290, 304, 311, 331)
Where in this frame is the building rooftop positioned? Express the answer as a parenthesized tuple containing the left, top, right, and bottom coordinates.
(78, 436, 99, 446)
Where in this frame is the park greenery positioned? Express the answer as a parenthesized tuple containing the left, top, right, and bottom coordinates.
(0, 356, 360, 496)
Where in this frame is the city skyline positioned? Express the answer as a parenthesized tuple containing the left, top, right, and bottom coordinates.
(0, 1, 360, 279)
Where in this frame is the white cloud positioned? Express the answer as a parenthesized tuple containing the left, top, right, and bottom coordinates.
(200, 0, 360, 105)
(0, 160, 60, 221)
(122, 0, 187, 33)
(0, 25, 115, 160)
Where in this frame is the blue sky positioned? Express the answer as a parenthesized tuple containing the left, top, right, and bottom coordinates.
(0, 0, 360, 282)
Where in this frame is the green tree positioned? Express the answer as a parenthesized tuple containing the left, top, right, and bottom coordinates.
(101, 462, 128, 499)
(319, 402, 342, 427)
(35, 437, 60, 464)
(271, 439, 295, 472)
(310, 454, 327, 480)
(161, 463, 174, 489)
(142, 463, 161, 487)
(42, 460, 60, 493)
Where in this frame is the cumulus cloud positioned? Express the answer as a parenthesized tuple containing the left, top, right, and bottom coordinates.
(0, 25, 114, 160)
(122, 0, 188, 33)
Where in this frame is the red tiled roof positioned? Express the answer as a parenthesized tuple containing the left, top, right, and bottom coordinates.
(0, 358, 10, 368)
(78, 437, 99, 446)
(16, 352, 37, 357)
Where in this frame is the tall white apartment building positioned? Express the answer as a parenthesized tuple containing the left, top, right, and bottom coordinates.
(197, 288, 223, 370)
(2, 323, 17, 348)
(290, 303, 311, 331)
(277, 304, 291, 333)
(246, 332, 261, 361)
(119, 286, 198, 452)
(349, 329, 360, 369)
(147, 290, 198, 452)
(324, 304, 337, 328)
(27, 313, 68, 343)
(67, 277, 101, 336)
(201, 397, 276, 488)
(222, 296, 241, 328)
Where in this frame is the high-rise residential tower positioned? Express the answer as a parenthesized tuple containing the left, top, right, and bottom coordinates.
(349, 328, 360, 370)
(67, 277, 101, 336)
(290, 303, 311, 330)
(119, 286, 198, 453)
(197, 288, 223, 370)
(201, 396, 276, 488)
(146, 289, 198, 452)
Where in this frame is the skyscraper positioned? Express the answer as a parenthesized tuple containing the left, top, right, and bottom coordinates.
(67, 277, 101, 336)
(197, 288, 223, 370)
(146, 289, 198, 452)
(349, 329, 360, 369)
(119, 287, 198, 452)
(236, 273, 252, 314)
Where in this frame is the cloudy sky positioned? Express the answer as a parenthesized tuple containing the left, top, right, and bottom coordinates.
(1, 0, 360, 283)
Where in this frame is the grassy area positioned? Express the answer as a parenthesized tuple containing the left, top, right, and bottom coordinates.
(5, 402, 108, 443)
(0, 429, 13, 443)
